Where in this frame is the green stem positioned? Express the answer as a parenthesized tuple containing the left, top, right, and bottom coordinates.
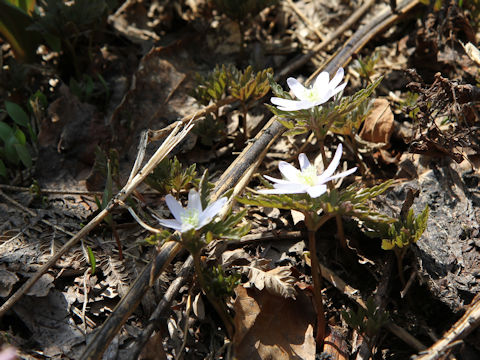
(192, 253, 234, 338)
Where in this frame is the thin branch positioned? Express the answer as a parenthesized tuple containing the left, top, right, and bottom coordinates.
(413, 294, 480, 360)
(285, 0, 325, 41)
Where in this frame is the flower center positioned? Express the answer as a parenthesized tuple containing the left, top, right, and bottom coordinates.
(298, 165, 318, 187)
(305, 88, 319, 102)
(181, 209, 200, 229)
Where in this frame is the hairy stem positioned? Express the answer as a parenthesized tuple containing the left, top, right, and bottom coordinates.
(308, 228, 326, 346)
(395, 249, 406, 287)
(305, 214, 333, 346)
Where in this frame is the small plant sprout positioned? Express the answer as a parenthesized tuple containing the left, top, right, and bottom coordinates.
(381, 204, 430, 286)
(155, 189, 228, 233)
(259, 143, 357, 198)
(342, 297, 389, 352)
(271, 68, 347, 111)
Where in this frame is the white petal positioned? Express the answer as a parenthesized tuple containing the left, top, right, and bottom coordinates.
(264, 175, 293, 184)
(271, 97, 314, 111)
(330, 81, 347, 98)
(306, 184, 328, 198)
(313, 72, 330, 92)
(258, 183, 308, 194)
(157, 218, 183, 231)
(187, 189, 202, 212)
(329, 68, 344, 89)
(287, 77, 307, 100)
(198, 197, 228, 228)
(165, 194, 185, 222)
(322, 167, 357, 182)
(317, 144, 343, 182)
(278, 161, 301, 182)
(298, 153, 311, 171)
(181, 223, 195, 232)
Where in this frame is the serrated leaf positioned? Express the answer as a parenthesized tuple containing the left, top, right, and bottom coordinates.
(244, 266, 297, 299)
(284, 127, 308, 136)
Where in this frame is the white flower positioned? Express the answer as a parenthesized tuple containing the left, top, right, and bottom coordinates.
(259, 144, 357, 198)
(271, 68, 347, 111)
(156, 189, 227, 233)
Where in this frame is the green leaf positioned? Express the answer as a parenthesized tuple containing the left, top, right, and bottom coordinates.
(14, 143, 31, 167)
(14, 127, 26, 145)
(0, 0, 42, 62)
(0, 122, 13, 142)
(199, 169, 210, 210)
(102, 159, 113, 209)
(0, 159, 6, 177)
(5, 0, 35, 14)
(87, 246, 96, 275)
(4, 135, 19, 164)
(6, 101, 29, 127)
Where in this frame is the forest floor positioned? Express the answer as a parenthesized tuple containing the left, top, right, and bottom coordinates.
(1, 0, 480, 359)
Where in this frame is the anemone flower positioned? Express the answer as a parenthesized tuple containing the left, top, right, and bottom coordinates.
(271, 67, 347, 111)
(259, 143, 356, 198)
(156, 189, 227, 233)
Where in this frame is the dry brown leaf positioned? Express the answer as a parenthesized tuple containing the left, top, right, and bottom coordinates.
(139, 332, 167, 360)
(233, 286, 316, 360)
(221, 248, 253, 267)
(244, 265, 297, 299)
(193, 292, 205, 320)
(359, 98, 394, 147)
(0, 269, 19, 297)
(25, 273, 54, 297)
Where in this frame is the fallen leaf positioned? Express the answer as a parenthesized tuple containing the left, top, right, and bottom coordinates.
(139, 332, 167, 360)
(25, 273, 54, 297)
(193, 292, 205, 320)
(13, 289, 84, 357)
(291, 210, 305, 225)
(359, 98, 394, 147)
(244, 266, 297, 299)
(233, 286, 316, 360)
(0, 269, 19, 297)
(221, 248, 253, 267)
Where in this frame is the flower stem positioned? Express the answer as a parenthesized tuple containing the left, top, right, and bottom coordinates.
(305, 213, 333, 346)
(395, 249, 406, 287)
(192, 253, 234, 338)
(308, 228, 326, 346)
